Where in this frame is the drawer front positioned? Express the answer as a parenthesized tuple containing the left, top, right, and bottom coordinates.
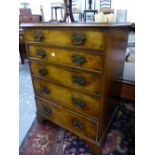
(19, 15, 41, 23)
(36, 97, 97, 140)
(30, 62, 101, 95)
(25, 29, 104, 49)
(28, 45, 103, 71)
(33, 78, 100, 118)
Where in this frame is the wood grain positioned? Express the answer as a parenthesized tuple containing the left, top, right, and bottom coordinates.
(25, 29, 105, 49)
(33, 78, 100, 119)
(30, 61, 102, 95)
(22, 23, 131, 155)
(36, 97, 97, 141)
(111, 79, 135, 101)
(97, 27, 129, 140)
(28, 45, 103, 71)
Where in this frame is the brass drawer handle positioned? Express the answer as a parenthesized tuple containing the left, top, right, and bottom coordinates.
(71, 54, 86, 65)
(42, 105, 52, 116)
(39, 67, 48, 77)
(72, 75, 86, 86)
(36, 49, 46, 58)
(72, 119, 84, 129)
(72, 33, 86, 45)
(72, 98, 85, 108)
(40, 87, 50, 94)
(34, 31, 44, 41)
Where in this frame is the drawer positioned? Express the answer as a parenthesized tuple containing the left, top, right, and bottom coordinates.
(25, 29, 104, 49)
(28, 45, 103, 71)
(30, 62, 101, 95)
(33, 78, 100, 118)
(19, 15, 41, 23)
(36, 97, 97, 140)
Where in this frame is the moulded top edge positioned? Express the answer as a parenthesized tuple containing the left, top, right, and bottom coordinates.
(20, 22, 132, 29)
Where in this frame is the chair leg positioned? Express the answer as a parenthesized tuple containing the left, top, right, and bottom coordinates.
(61, 8, 63, 19)
(51, 8, 53, 20)
(55, 8, 57, 20)
(19, 45, 24, 64)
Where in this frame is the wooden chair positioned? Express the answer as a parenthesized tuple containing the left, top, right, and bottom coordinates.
(100, 0, 111, 10)
(51, 2, 64, 21)
(72, 0, 83, 22)
(63, 0, 75, 22)
(83, 0, 98, 23)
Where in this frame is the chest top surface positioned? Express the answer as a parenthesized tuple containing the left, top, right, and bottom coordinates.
(21, 22, 131, 28)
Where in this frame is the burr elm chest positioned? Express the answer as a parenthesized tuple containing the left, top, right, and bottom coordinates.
(21, 23, 130, 155)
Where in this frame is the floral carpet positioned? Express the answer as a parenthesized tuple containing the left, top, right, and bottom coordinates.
(19, 101, 134, 155)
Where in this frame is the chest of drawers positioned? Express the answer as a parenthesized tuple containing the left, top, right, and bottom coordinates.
(21, 23, 130, 155)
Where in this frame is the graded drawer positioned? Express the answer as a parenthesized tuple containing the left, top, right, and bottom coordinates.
(25, 29, 105, 49)
(28, 45, 103, 71)
(33, 78, 100, 118)
(30, 62, 101, 95)
(19, 15, 41, 23)
(36, 97, 97, 140)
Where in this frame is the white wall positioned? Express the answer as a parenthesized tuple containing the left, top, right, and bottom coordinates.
(111, 0, 135, 22)
(19, 0, 135, 22)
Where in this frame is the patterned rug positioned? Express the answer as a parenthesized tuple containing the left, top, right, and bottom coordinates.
(19, 101, 135, 155)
